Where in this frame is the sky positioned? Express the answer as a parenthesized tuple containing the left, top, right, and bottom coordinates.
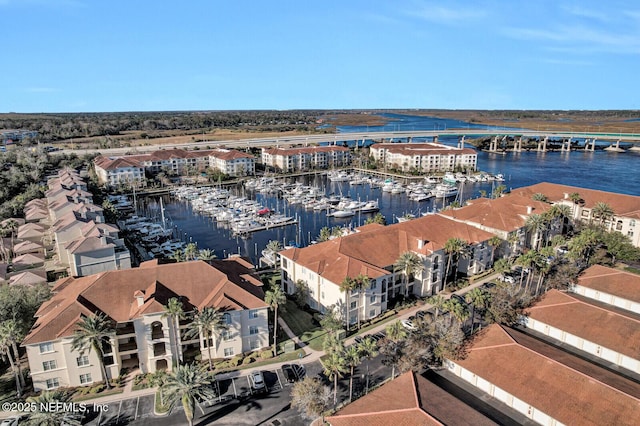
(2, 0, 640, 113)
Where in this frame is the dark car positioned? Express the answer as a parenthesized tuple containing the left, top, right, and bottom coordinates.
(282, 364, 298, 383)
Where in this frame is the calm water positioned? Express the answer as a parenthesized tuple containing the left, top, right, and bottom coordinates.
(142, 113, 640, 264)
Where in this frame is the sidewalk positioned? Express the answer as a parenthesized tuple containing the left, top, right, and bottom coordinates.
(343, 271, 500, 346)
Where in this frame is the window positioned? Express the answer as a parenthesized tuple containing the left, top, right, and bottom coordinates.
(370, 295, 376, 303)
(628, 231, 634, 237)
(369, 309, 376, 318)
(79, 373, 92, 385)
(224, 347, 234, 357)
(370, 281, 377, 290)
(321, 291, 325, 299)
(281, 258, 288, 268)
(350, 301, 357, 309)
(249, 310, 259, 319)
(249, 326, 259, 335)
(45, 378, 60, 390)
(250, 340, 260, 350)
(631, 220, 636, 227)
(223, 313, 232, 325)
(42, 360, 57, 371)
(77, 355, 89, 367)
(381, 294, 386, 303)
(39, 342, 54, 353)
(222, 330, 231, 341)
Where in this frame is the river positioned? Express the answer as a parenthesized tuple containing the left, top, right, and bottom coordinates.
(140, 113, 640, 264)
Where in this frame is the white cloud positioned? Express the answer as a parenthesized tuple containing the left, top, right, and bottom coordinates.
(405, 2, 487, 25)
(561, 5, 611, 22)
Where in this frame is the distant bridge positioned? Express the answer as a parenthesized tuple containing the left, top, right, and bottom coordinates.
(58, 129, 640, 157)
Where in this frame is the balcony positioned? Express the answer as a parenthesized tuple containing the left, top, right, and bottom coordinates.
(116, 323, 135, 336)
(118, 340, 138, 352)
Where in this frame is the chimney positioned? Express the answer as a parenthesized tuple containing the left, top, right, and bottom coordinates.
(134, 290, 145, 307)
(527, 206, 533, 214)
(563, 192, 569, 199)
(418, 239, 424, 249)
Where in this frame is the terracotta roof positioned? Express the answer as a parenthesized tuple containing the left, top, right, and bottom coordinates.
(23, 259, 266, 345)
(262, 145, 349, 155)
(453, 324, 640, 425)
(65, 236, 115, 254)
(327, 371, 495, 426)
(209, 148, 253, 160)
(280, 215, 494, 286)
(526, 290, 640, 360)
(17, 223, 45, 239)
(12, 253, 45, 267)
(510, 182, 640, 219)
(13, 240, 43, 253)
(9, 270, 47, 286)
(94, 156, 144, 171)
(440, 194, 552, 233)
(576, 264, 640, 304)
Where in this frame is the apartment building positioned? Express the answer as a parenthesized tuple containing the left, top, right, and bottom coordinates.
(369, 142, 477, 172)
(261, 145, 351, 173)
(569, 264, 640, 314)
(23, 258, 269, 391)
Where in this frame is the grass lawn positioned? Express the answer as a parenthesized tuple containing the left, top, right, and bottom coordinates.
(279, 300, 328, 351)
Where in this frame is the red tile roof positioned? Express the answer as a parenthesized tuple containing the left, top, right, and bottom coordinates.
(327, 371, 495, 426)
(510, 182, 640, 219)
(372, 142, 476, 156)
(525, 290, 640, 360)
(453, 324, 640, 425)
(23, 259, 266, 345)
(262, 146, 349, 155)
(576, 264, 640, 304)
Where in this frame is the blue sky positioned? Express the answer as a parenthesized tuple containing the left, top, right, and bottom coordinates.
(2, 0, 639, 112)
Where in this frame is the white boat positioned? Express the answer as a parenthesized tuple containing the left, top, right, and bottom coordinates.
(357, 200, 379, 213)
(328, 171, 350, 182)
(329, 209, 355, 218)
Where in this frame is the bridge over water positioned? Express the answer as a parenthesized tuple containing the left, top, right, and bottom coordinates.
(60, 129, 640, 157)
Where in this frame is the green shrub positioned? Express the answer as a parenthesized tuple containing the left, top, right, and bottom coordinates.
(260, 350, 273, 360)
(230, 356, 244, 367)
(89, 384, 105, 394)
(242, 357, 254, 365)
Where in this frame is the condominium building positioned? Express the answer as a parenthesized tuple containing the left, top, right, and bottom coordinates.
(23, 258, 269, 391)
(369, 142, 477, 172)
(261, 145, 351, 173)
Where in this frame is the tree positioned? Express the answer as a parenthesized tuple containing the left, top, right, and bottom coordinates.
(487, 235, 503, 264)
(184, 243, 198, 261)
(592, 202, 614, 229)
(317, 226, 332, 242)
(71, 312, 115, 389)
(525, 214, 548, 250)
(148, 369, 168, 405)
(600, 231, 640, 264)
(0, 325, 22, 397)
(569, 192, 582, 218)
(380, 321, 407, 379)
(427, 317, 465, 363)
(443, 237, 470, 285)
(162, 297, 185, 364)
(185, 306, 228, 371)
(320, 305, 343, 336)
(465, 288, 489, 333)
(344, 345, 361, 402)
(445, 298, 469, 327)
(291, 377, 332, 421)
(0, 319, 25, 390)
(293, 279, 310, 308)
(323, 350, 347, 406)
(492, 184, 507, 199)
(353, 273, 372, 329)
(197, 248, 216, 261)
(265, 285, 286, 355)
(364, 212, 386, 225)
(568, 227, 600, 264)
(339, 276, 357, 331)
(515, 250, 542, 293)
(427, 294, 447, 318)
(485, 282, 524, 326)
(171, 248, 186, 262)
(531, 193, 549, 202)
(395, 251, 424, 298)
(25, 390, 82, 426)
(357, 336, 378, 394)
(162, 364, 217, 426)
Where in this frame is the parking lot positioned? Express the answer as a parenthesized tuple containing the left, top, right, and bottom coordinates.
(83, 364, 307, 425)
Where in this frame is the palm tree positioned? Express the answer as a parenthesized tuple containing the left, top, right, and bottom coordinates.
(444, 238, 464, 288)
(465, 288, 489, 333)
(162, 363, 217, 426)
(358, 337, 378, 394)
(487, 235, 503, 264)
(532, 193, 549, 202)
(197, 248, 216, 261)
(395, 251, 424, 298)
(171, 248, 186, 262)
(447, 299, 469, 327)
(0, 319, 25, 390)
(383, 321, 407, 379)
(569, 192, 582, 219)
(516, 250, 542, 294)
(148, 369, 168, 405)
(344, 345, 361, 402)
(71, 312, 115, 389)
(428, 294, 447, 318)
(592, 202, 614, 229)
(525, 214, 548, 250)
(339, 276, 357, 331)
(353, 273, 372, 329)
(25, 390, 82, 426)
(185, 306, 228, 371)
(0, 328, 21, 397)
(162, 297, 185, 364)
(184, 243, 198, 261)
(323, 350, 347, 406)
(265, 285, 286, 355)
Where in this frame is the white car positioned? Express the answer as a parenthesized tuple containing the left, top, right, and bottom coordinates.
(500, 274, 516, 284)
(250, 370, 266, 391)
(401, 319, 417, 331)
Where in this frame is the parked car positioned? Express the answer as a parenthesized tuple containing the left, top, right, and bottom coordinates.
(282, 364, 298, 383)
(401, 319, 417, 331)
(250, 370, 266, 391)
(499, 274, 516, 284)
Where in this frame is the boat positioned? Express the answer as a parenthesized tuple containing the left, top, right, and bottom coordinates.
(357, 200, 379, 213)
(328, 209, 355, 218)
